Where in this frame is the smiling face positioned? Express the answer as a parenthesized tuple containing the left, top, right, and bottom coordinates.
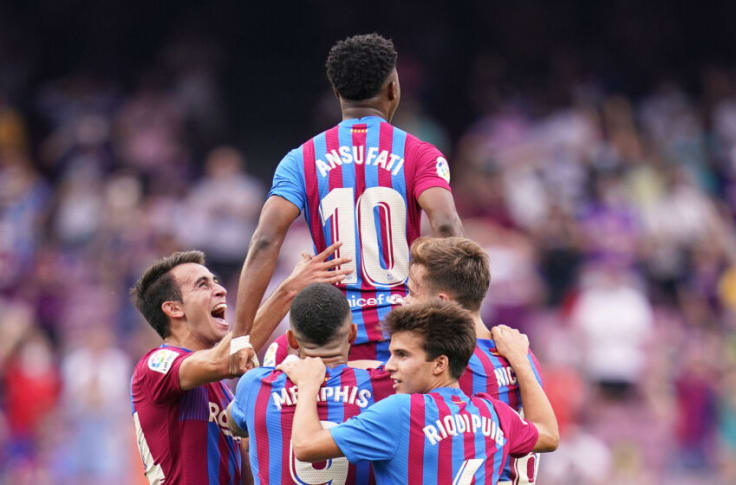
(168, 263, 229, 348)
(384, 330, 438, 394)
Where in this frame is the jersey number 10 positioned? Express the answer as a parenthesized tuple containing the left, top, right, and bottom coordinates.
(320, 187, 410, 287)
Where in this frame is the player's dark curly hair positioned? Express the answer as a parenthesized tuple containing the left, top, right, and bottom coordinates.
(385, 300, 476, 380)
(130, 250, 205, 338)
(326, 33, 397, 101)
(290, 283, 351, 346)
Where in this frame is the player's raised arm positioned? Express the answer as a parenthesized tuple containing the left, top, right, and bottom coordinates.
(248, 242, 352, 352)
(234, 196, 300, 338)
(491, 325, 560, 452)
(277, 356, 344, 461)
(178, 332, 256, 391)
(418, 186, 464, 237)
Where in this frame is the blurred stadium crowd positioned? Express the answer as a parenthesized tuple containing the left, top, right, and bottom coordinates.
(3, 7, 736, 485)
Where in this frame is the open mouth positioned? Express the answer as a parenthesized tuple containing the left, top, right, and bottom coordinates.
(210, 303, 228, 327)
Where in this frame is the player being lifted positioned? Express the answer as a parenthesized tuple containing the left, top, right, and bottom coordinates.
(235, 33, 463, 363)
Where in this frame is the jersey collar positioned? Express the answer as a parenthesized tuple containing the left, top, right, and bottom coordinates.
(340, 115, 386, 127)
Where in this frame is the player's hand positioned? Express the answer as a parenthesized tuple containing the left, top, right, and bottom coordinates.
(227, 346, 258, 378)
(491, 324, 530, 365)
(282, 242, 353, 295)
(277, 355, 326, 390)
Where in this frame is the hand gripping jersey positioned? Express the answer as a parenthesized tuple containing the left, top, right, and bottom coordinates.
(330, 387, 538, 485)
(268, 116, 452, 352)
(459, 339, 544, 485)
(130, 345, 241, 485)
(230, 364, 394, 485)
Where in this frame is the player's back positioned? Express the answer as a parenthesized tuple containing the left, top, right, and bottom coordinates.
(459, 338, 544, 485)
(230, 363, 394, 485)
(268, 116, 452, 347)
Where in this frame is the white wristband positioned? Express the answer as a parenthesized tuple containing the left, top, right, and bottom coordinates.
(230, 335, 260, 367)
(230, 335, 252, 355)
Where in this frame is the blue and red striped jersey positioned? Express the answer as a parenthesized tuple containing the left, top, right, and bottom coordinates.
(330, 387, 538, 485)
(230, 364, 394, 485)
(268, 116, 452, 347)
(459, 338, 544, 484)
(131, 345, 241, 485)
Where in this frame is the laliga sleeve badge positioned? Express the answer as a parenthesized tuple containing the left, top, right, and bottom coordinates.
(263, 341, 279, 367)
(435, 156, 451, 183)
(148, 348, 179, 374)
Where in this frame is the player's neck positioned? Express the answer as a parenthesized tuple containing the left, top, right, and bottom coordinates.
(472, 313, 492, 340)
(428, 375, 459, 392)
(299, 350, 348, 367)
(164, 327, 212, 352)
(341, 106, 387, 122)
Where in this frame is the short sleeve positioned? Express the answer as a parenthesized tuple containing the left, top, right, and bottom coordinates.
(329, 394, 407, 463)
(267, 148, 306, 211)
(231, 368, 270, 435)
(493, 398, 539, 458)
(410, 140, 452, 200)
(136, 348, 189, 404)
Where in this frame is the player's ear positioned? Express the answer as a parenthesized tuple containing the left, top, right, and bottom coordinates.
(436, 292, 451, 303)
(286, 330, 300, 350)
(387, 79, 398, 101)
(433, 355, 449, 376)
(348, 324, 357, 344)
(161, 301, 184, 319)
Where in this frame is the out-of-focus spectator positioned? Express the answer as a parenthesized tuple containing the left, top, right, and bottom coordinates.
(58, 326, 131, 484)
(571, 264, 653, 395)
(179, 146, 263, 283)
(2, 327, 60, 448)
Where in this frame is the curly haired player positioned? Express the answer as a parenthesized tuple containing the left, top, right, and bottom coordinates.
(235, 33, 463, 364)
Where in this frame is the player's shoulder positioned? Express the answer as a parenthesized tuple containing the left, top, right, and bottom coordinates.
(400, 129, 441, 153)
(134, 346, 187, 377)
(345, 364, 391, 385)
(476, 335, 539, 362)
(239, 366, 280, 388)
(372, 393, 412, 411)
(474, 338, 509, 361)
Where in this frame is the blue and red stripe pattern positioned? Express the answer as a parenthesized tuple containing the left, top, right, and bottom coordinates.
(268, 116, 452, 349)
(329, 387, 538, 485)
(230, 364, 394, 485)
(131, 345, 242, 485)
(458, 339, 544, 484)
